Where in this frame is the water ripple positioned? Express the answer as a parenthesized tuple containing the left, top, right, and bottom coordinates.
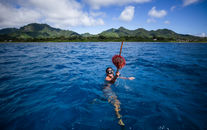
(0, 42, 207, 129)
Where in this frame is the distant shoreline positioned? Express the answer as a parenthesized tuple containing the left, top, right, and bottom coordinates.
(1, 23, 207, 43)
(1, 41, 207, 43)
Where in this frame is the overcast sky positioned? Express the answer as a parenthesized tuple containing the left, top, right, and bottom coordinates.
(0, 0, 206, 36)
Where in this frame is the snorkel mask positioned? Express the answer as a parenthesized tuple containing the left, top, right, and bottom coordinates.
(106, 67, 114, 75)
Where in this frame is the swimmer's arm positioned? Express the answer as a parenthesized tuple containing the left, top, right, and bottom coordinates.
(105, 76, 112, 81)
(110, 74, 118, 83)
(105, 76, 117, 83)
(119, 77, 135, 80)
(110, 72, 120, 83)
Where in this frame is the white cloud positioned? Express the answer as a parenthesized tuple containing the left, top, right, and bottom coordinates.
(0, 0, 104, 29)
(170, 6, 176, 11)
(195, 33, 207, 37)
(147, 18, 156, 23)
(90, 11, 106, 17)
(183, 0, 199, 6)
(84, 0, 151, 9)
(119, 6, 135, 22)
(0, 3, 41, 28)
(200, 33, 206, 37)
(29, 0, 104, 27)
(164, 20, 170, 24)
(148, 6, 167, 18)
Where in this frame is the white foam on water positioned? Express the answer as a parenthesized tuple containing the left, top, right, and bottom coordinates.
(158, 125, 170, 130)
(124, 85, 132, 91)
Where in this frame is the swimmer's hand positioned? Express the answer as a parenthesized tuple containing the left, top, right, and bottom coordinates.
(128, 77, 135, 80)
(116, 72, 120, 77)
(119, 76, 135, 80)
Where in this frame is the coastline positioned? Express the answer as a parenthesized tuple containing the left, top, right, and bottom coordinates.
(1, 41, 207, 43)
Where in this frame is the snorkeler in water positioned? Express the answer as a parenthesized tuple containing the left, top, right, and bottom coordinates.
(105, 67, 135, 83)
(104, 67, 135, 126)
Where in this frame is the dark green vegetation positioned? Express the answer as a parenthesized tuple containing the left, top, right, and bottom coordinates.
(0, 23, 206, 42)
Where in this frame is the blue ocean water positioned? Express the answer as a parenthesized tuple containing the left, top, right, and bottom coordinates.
(0, 42, 207, 130)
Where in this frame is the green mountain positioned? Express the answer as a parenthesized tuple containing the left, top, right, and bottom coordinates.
(99, 27, 133, 38)
(99, 27, 199, 41)
(99, 27, 176, 38)
(0, 23, 79, 40)
(81, 33, 93, 37)
(0, 23, 206, 42)
(0, 28, 18, 35)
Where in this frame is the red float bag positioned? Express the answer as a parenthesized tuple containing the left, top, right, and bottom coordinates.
(112, 55, 126, 69)
(112, 41, 126, 70)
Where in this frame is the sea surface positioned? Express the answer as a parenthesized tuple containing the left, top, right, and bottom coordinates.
(0, 42, 207, 130)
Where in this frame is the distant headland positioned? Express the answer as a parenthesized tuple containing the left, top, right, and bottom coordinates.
(0, 23, 206, 42)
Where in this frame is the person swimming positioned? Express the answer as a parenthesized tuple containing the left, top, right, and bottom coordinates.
(105, 67, 120, 83)
(103, 67, 135, 126)
(105, 67, 135, 83)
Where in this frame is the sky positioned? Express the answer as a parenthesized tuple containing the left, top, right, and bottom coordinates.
(0, 0, 206, 36)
